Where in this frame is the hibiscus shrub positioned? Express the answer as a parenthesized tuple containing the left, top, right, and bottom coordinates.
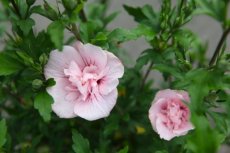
(0, 0, 230, 153)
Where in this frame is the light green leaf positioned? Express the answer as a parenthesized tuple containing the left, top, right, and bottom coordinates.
(0, 52, 23, 76)
(47, 21, 64, 50)
(16, 18, 35, 35)
(108, 28, 137, 43)
(153, 64, 183, 79)
(34, 91, 53, 122)
(193, 0, 226, 23)
(0, 119, 7, 148)
(72, 130, 91, 153)
(133, 24, 155, 40)
(118, 146, 129, 153)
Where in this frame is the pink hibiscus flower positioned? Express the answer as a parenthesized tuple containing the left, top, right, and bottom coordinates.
(44, 41, 124, 121)
(149, 89, 194, 140)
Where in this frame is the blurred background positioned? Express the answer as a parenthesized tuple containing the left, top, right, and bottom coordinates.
(0, 0, 230, 152)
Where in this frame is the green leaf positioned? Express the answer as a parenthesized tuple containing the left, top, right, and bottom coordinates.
(16, 18, 35, 35)
(45, 78, 56, 87)
(43, 0, 59, 20)
(187, 116, 220, 153)
(133, 24, 155, 40)
(26, 0, 36, 6)
(30, 5, 47, 17)
(16, 51, 34, 66)
(0, 120, 7, 148)
(0, 52, 23, 76)
(153, 64, 183, 79)
(72, 130, 91, 153)
(17, 0, 28, 18)
(108, 28, 137, 43)
(34, 91, 53, 122)
(193, 0, 227, 23)
(104, 11, 119, 26)
(47, 21, 64, 50)
(118, 146, 129, 153)
(62, 0, 78, 10)
(155, 151, 168, 153)
(123, 5, 147, 23)
(123, 4, 158, 27)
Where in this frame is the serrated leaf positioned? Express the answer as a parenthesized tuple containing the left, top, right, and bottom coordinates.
(47, 21, 64, 50)
(193, 0, 226, 23)
(0, 52, 23, 76)
(0, 120, 7, 148)
(123, 4, 158, 27)
(123, 5, 146, 23)
(34, 91, 53, 122)
(104, 11, 119, 26)
(72, 130, 91, 153)
(118, 146, 128, 153)
(16, 18, 35, 35)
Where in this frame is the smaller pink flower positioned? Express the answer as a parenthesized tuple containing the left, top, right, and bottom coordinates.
(148, 89, 194, 140)
(44, 41, 124, 121)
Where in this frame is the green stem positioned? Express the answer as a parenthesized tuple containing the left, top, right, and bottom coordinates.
(79, 9, 87, 22)
(209, 28, 230, 66)
(69, 24, 82, 41)
(140, 62, 154, 89)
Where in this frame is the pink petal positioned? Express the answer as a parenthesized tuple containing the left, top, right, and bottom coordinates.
(173, 122, 194, 135)
(73, 41, 107, 70)
(98, 51, 124, 95)
(149, 98, 165, 131)
(47, 78, 78, 118)
(154, 89, 178, 102)
(64, 61, 82, 77)
(155, 118, 176, 141)
(104, 51, 124, 79)
(44, 46, 84, 79)
(176, 90, 190, 102)
(99, 78, 119, 95)
(74, 89, 118, 121)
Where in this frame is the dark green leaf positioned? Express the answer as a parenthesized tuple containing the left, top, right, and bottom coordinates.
(47, 21, 64, 50)
(0, 120, 7, 148)
(0, 52, 23, 76)
(16, 18, 35, 35)
(16, 51, 34, 66)
(26, 0, 36, 6)
(118, 146, 129, 153)
(72, 130, 91, 153)
(34, 91, 53, 122)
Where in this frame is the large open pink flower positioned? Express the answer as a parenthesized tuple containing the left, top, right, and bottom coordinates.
(44, 41, 124, 121)
(149, 89, 194, 140)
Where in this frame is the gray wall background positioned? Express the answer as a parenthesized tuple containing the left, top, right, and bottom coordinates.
(0, 0, 230, 152)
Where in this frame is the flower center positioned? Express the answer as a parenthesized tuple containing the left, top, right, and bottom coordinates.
(64, 61, 101, 101)
(161, 99, 189, 130)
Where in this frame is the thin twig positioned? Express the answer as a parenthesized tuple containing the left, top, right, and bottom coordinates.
(209, 28, 230, 66)
(140, 62, 154, 89)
